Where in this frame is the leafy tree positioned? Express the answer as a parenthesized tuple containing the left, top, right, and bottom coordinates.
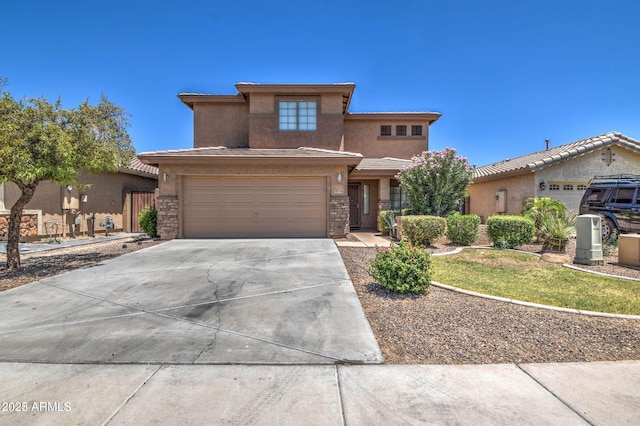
(0, 85, 134, 269)
(396, 148, 472, 216)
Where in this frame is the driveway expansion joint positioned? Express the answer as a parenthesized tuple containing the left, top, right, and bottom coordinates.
(515, 364, 595, 425)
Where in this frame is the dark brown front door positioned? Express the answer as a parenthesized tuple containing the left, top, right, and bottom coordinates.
(348, 183, 360, 229)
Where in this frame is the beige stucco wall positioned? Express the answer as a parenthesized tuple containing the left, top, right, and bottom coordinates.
(248, 94, 344, 150)
(534, 146, 640, 211)
(3, 172, 157, 237)
(193, 102, 249, 148)
(343, 119, 429, 159)
(467, 173, 535, 222)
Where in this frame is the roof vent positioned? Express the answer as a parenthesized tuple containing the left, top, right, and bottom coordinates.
(545, 139, 550, 150)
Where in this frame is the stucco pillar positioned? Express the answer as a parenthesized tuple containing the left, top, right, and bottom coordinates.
(377, 178, 392, 231)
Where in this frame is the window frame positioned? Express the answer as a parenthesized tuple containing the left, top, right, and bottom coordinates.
(411, 125, 423, 136)
(380, 125, 392, 136)
(278, 100, 318, 132)
(395, 125, 407, 136)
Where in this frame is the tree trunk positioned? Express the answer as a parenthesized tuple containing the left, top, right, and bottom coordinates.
(6, 180, 39, 270)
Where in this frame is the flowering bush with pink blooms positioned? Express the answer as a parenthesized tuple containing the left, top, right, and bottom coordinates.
(368, 241, 432, 294)
(396, 148, 472, 216)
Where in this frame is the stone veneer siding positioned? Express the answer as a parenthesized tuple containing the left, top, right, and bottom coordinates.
(0, 213, 39, 238)
(157, 196, 178, 239)
(329, 196, 349, 237)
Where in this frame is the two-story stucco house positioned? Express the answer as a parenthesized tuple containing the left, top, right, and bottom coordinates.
(138, 83, 440, 239)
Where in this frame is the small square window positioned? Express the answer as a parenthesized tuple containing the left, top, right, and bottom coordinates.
(549, 184, 560, 191)
(396, 125, 407, 136)
(278, 101, 316, 131)
(411, 125, 422, 136)
(577, 184, 587, 191)
(563, 184, 574, 191)
(380, 125, 391, 136)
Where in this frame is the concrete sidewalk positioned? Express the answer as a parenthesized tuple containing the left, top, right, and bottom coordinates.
(0, 233, 141, 255)
(1, 361, 638, 425)
(335, 231, 392, 248)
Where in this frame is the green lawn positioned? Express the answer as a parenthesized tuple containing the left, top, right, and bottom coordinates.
(431, 249, 640, 315)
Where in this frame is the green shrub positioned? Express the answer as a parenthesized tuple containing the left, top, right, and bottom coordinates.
(522, 197, 567, 240)
(368, 241, 432, 294)
(396, 148, 472, 216)
(138, 205, 157, 238)
(378, 210, 400, 235)
(446, 213, 480, 245)
(402, 215, 447, 246)
(486, 215, 534, 249)
(538, 211, 576, 251)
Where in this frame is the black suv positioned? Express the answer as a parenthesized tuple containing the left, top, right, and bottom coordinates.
(579, 174, 640, 238)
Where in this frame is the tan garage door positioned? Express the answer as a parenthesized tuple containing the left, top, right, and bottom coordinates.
(183, 176, 327, 238)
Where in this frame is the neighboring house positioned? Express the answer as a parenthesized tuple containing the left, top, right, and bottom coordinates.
(468, 132, 640, 221)
(0, 158, 158, 240)
(138, 83, 440, 239)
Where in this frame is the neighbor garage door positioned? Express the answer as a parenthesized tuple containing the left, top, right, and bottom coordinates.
(183, 176, 327, 238)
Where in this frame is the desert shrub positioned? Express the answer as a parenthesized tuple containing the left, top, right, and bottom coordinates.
(522, 197, 567, 240)
(402, 215, 447, 246)
(138, 205, 157, 238)
(538, 210, 576, 251)
(368, 241, 432, 294)
(378, 210, 400, 235)
(446, 213, 480, 245)
(396, 148, 472, 216)
(486, 215, 534, 249)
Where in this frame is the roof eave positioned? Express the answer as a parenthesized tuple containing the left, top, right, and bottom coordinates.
(137, 154, 363, 168)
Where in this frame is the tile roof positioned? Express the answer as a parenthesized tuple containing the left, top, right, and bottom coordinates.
(120, 157, 158, 178)
(355, 157, 411, 171)
(138, 146, 363, 158)
(473, 132, 640, 181)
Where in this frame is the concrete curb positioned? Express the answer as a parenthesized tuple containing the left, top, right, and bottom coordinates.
(430, 246, 640, 320)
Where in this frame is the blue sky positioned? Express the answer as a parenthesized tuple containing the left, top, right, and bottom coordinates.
(3, 0, 639, 166)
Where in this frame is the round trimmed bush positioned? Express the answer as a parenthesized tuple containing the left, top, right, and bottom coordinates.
(368, 242, 432, 294)
(446, 213, 480, 245)
(401, 215, 447, 246)
(486, 215, 534, 249)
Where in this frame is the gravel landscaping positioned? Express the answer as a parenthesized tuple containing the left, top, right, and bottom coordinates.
(339, 238, 640, 364)
(0, 237, 164, 292)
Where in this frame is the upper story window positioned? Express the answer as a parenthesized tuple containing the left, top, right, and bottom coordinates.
(380, 125, 392, 136)
(396, 125, 407, 136)
(411, 125, 423, 136)
(279, 101, 317, 131)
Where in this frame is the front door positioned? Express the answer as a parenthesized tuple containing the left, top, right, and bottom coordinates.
(348, 183, 360, 229)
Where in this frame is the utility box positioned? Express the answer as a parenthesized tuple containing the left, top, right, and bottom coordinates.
(618, 234, 640, 267)
(574, 214, 604, 265)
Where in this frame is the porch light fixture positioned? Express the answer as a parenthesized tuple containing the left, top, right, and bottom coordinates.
(539, 181, 546, 190)
(163, 172, 169, 183)
(66, 184, 73, 191)
(336, 173, 343, 184)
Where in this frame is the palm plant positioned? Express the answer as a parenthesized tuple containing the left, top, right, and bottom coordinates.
(538, 210, 577, 251)
(522, 197, 567, 241)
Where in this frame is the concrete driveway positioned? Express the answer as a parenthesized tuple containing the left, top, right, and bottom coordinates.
(0, 239, 382, 364)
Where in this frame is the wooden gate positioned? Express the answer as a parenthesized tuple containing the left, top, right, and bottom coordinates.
(131, 192, 156, 233)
